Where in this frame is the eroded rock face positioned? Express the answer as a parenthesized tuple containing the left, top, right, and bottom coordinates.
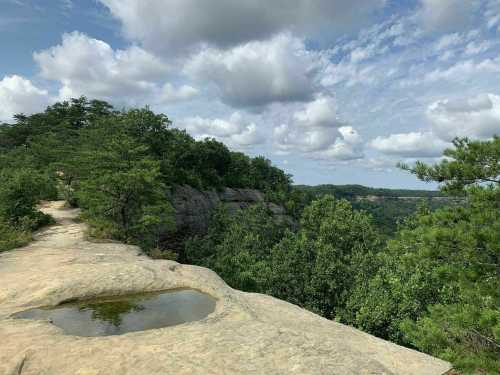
(168, 184, 292, 234)
(166, 185, 289, 254)
(0, 202, 452, 375)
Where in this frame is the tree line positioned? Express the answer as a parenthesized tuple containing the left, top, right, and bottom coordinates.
(0, 97, 290, 253)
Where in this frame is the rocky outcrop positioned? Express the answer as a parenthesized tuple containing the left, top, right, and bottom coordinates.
(0, 201, 452, 374)
(168, 185, 292, 235)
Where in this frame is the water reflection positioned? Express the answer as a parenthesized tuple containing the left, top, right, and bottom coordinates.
(14, 289, 216, 336)
(79, 298, 146, 327)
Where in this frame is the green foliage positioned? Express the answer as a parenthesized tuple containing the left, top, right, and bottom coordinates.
(0, 168, 55, 228)
(0, 219, 32, 252)
(187, 196, 381, 318)
(344, 187, 499, 372)
(402, 299, 500, 374)
(342, 138, 500, 373)
(1, 97, 290, 195)
(400, 136, 500, 193)
(269, 196, 380, 318)
(294, 184, 454, 237)
(186, 204, 286, 292)
(0, 97, 289, 255)
(76, 133, 175, 249)
(295, 184, 444, 199)
(0, 168, 56, 251)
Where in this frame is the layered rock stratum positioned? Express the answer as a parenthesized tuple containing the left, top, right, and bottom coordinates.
(0, 201, 452, 374)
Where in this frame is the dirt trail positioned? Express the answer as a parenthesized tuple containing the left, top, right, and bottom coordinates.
(33, 201, 85, 247)
(0, 201, 452, 375)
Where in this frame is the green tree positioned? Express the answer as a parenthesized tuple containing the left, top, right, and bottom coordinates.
(0, 168, 55, 227)
(347, 137, 500, 373)
(269, 196, 380, 319)
(185, 204, 286, 292)
(76, 133, 173, 244)
(400, 136, 500, 193)
(399, 187, 500, 373)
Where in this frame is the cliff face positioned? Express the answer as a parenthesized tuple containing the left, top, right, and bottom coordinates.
(168, 185, 291, 235)
(0, 201, 452, 375)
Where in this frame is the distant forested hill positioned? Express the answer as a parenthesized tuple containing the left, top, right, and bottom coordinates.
(294, 184, 444, 199)
(294, 184, 458, 236)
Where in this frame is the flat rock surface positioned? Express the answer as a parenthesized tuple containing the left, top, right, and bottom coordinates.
(0, 201, 452, 375)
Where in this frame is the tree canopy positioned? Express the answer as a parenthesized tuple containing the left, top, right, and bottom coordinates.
(0, 97, 291, 254)
(400, 137, 500, 193)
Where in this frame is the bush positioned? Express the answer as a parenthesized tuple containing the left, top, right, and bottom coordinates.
(0, 219, 32, 252)
(0, 168, 56, 229)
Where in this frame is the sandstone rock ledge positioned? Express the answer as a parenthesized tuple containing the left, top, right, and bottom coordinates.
(0, 201, 452, 375)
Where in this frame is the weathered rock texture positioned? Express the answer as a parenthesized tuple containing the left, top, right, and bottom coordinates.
(0, 201, 452, 375)
(168, 185, 290, 234)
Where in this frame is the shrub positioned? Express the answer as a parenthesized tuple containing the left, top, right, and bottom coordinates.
(0, 219, 31, 252)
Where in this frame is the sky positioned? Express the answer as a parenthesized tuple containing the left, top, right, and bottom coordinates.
(1, 0, 500, 189)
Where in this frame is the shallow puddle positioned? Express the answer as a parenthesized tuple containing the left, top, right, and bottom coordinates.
(13, 289, 216, 337)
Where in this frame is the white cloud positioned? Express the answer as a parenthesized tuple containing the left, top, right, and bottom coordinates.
(319, 126, 364, 161)
(34, 32, 196, 105)
(179, 112, 265, 149)
(427, 93, 500, 141)
(423, 57, 500, 83)
(293, 95, 339, 128)
(99, 0, 385, 55)
(434, 33, 464, 51)
(160, 84, 198, 103)
(369, 93, 500, 159)
(361, 157, 398, 172)
(273, 96, 363, 161)
(322, 61, 378, 87)
(485, 0, 500, 30)
(370, 132, 450, 157)
(274, 123, 337, 153)
(419, 0, 479, 32)
(464, 40, 493, 56)
(185, 33, 324, 108)
(0, 75, 49, 122)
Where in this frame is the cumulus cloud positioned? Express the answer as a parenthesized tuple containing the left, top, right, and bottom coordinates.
(0, 75, 49, 122)
(33, 32, 196, 105)
(179, 112, 265, 149)
(185, 33, 325, 108)
(320, 126, 364, 161)
(370, 132, 450, 157)
(427, 93, 500, 141)
(100, 0, 385, 55)
(293, 95, 339, 128)
(274, 96, 363, 161)
(370, 93, 500, 158)
(160, 84, 198, 103)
